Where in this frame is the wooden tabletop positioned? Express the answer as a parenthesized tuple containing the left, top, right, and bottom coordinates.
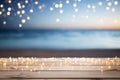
(0, 70, 120, 79)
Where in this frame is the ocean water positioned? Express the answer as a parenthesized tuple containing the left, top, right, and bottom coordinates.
(0, 30, 120, 49)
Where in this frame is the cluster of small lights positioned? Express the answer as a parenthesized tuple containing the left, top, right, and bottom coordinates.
(0, 57, 119, 72)
(0, 0, 119, 27)
(0, 0, 44, 27)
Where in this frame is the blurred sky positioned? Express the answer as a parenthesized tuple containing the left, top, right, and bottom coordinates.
(0, 0, 120, 29)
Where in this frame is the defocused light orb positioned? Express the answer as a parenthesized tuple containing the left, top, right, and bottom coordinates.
(21, 19, 26, 24)
(50, 7, 54, 11)
(112, 8, 115, 12)
(0, 11, 2, 15)
(22, 5, 25, 8)
(55, 4, 59, 8)
(3, 21, 6, 25)
(38, 6, 42, 10)
(17, 11, 21, 15)
(35, 1, 39, 5)
(27, 16, 30, 20)
(8, 7, 12, 11)
(73, 3, 77, 7)
(92, 5, 96, 9)
(19, 24, 22, 27)
(59, 9, 63, 14)
(7, 12, 10, 16)
(8, 0, 12, 3)
(108, 2, 112, 6)
(29, 9, 34, 13)
(66, 0, 70, 4)
(78, 0, 81, 2)
(98, 2, 103, 6)
(17, 3, 21, 6)
(19, 15, 22, 18)
(21, 10, 25, 14)
(106, 7, 110, 10)
(75, 8, 78, 12)
(87, 5, 91, 8)
(25, 0, 28, 4)
(59, 3, 63, 8)
(56, 18, 60, 22)
(114, 1, 118, 5)
(0, 4, 4, 8)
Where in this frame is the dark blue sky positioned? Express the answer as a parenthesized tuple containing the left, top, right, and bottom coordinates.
(0, 0, 120, 29)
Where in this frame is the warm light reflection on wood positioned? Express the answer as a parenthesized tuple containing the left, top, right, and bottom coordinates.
(0, 57, 119, 72)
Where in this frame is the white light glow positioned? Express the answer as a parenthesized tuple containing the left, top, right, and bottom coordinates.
(7, 12, 10, 16)
(19, 24, 22, 27)
(59, 3, 63, 8)
(50, 7, 54, 11)
(29, 9, 34, 13)
(21, 19, 26, 24)
(0, 11, 2, 15)
(59, 9, 63, 14)
(66, 0, 70, 4)
(73, 3, 77, 7)
(108, 2, 112, 6)
(55, 4, 59, 8)
(56, 18, 60, 22)
(98, 2, 103, 6)
(114, 1, 118, 5)
(3, 21, 6, 25)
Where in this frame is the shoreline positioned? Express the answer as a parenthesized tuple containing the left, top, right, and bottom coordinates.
(0, 49, 120, 57)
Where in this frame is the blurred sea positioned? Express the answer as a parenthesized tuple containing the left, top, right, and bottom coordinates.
(0, 30, 120, 49)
